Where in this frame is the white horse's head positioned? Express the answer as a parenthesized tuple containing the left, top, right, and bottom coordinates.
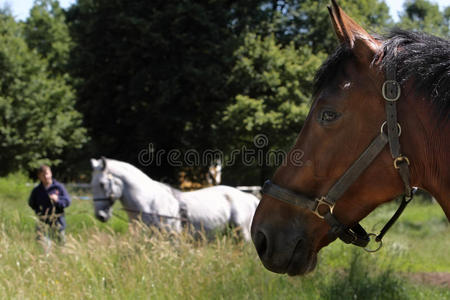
(90, 157, 124, 222)
(207, 159, 222, 185)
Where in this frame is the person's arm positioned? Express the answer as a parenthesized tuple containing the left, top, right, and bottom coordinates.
(28, 188, 37, 212)
(55, 183, 71, 208)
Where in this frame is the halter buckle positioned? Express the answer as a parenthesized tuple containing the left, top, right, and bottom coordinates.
(382, 80, 401, 102)
(380, 121, 401, 137)
(394, 155, 410, 169)
(313, 197, 335, 219)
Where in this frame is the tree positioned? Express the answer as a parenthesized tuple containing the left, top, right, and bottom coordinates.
(0, 14, 87, 175)
(64, 0, 394, 184)
(218, 0, 390, 184)
(445, 6, 450, 31)
(23, 0, 73, 76)
(0, 2, 12, 16)
(224, 33, 323, 146)
(398, 0, 449, 37)
(253, 0, 392, 54)
(220, 33, 324, 184)
(66, 0, 265, 183)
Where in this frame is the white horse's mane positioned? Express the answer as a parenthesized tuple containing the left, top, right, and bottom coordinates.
(106, 159, 183, 198)
(106, 159, 152, 183)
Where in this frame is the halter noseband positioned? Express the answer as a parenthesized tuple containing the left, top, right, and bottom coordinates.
(93, 197, 115, 205)
(263, 64, 414, 252)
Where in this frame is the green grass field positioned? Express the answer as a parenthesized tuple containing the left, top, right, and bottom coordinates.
(0, 173, 448, 299)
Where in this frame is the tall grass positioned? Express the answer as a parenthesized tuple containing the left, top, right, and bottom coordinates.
(323, 250, 407, 300)
(0, 173, 448, 299)
(0, 224, 448, 299)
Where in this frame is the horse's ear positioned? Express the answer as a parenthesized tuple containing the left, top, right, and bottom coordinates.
(101, 156, 107, 171)
(328, 0, 380, 62)
(90, 158, 100, 169)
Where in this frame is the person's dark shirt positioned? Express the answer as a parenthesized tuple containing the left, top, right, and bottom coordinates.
(28, 179, 71, 229)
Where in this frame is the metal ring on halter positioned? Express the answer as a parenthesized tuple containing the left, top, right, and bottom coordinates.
(382, 80, 401, 101)
(380, 121, 401, 137)
(363, 233, 383, 253)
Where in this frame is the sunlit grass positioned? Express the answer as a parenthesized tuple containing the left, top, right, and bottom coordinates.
(0, 223, 448, 299)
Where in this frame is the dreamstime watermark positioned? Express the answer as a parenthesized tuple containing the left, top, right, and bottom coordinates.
(137, 134, 305, 168)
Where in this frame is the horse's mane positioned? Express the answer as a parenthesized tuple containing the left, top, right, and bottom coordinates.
(106, 158, 183, 198)
(106, 159, 151, 183)
(379, 29, 449, 119)
(313, 46, 353, 96)
(314, 29, 450, 119)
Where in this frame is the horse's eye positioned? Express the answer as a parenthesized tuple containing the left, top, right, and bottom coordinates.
(319, 110, 340, 123)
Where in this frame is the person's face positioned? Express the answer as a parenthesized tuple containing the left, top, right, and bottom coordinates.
(38, 169, 53, 186)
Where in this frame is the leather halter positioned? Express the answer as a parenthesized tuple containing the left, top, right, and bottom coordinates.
(262, 64, 414, 252)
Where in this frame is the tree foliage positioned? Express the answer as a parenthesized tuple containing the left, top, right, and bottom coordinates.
(0, 14, 87, 175)
(398, 0, 449, 37)
(66, 0, 266, 182)
(219, 33, 324, 184)
(23, 0, 73, 76)
(223, 33, 324, 149)
(254, 0, 392, 54)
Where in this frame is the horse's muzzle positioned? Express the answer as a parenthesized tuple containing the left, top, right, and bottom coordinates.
(95, 210, 110, 222)
(251, 218, 316, 276)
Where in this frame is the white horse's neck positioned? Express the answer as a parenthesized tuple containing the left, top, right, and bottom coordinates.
(106, 159, 180, 213)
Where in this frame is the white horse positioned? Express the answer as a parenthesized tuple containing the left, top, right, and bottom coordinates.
(90, 158, 259, 240)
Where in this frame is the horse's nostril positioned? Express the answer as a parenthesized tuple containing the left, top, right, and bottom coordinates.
(293, 237, 304, 254)
(254, 230, 268, 258)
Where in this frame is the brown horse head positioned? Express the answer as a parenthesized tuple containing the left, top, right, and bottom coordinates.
(251, 0, 450, 276)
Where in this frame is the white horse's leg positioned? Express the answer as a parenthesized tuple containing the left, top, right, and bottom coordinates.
(240, 223, 252, 241)
(228, 197, 253, 241)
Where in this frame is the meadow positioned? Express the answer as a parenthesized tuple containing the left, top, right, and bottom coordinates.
(0, 173, 448, 299)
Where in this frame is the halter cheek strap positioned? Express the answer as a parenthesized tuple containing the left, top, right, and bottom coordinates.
(262, 64, 414, 251)
(93, 197, 115, 205)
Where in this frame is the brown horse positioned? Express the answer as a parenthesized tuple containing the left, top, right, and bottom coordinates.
(251, 0, 449, 276)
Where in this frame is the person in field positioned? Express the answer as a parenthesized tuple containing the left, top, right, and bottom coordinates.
(28, 165, 71, 245)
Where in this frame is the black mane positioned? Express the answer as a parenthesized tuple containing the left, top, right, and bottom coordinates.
(381, 29, 449, 118)
(313, 46, 354, 96)
(314, 29, 450, 119)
